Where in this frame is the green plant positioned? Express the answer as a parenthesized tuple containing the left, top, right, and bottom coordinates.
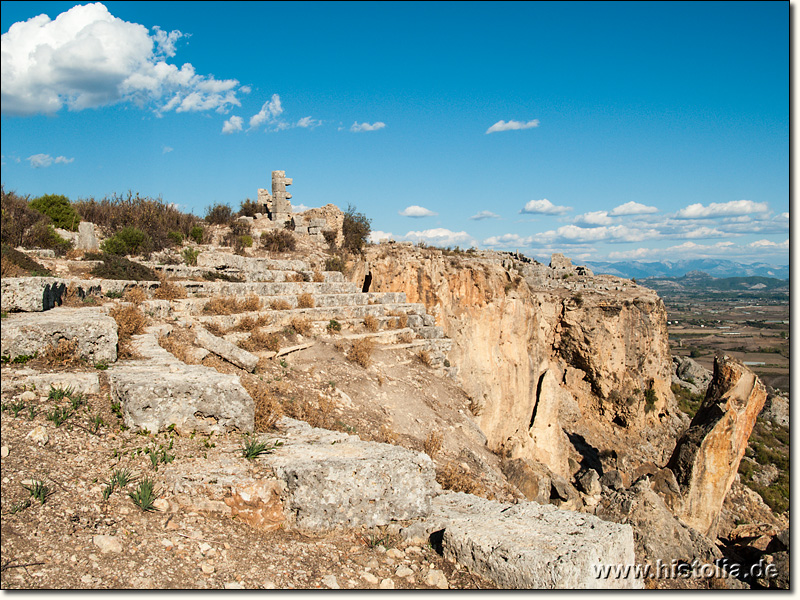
(112, 468, 135, 488)
(182, 247, 200, 266)
(240, 234, 253, 248)
(23, 479, 53, 505)
(261, 229, 296, 252)
(643, 388, 657, 413)
(87, 252, 159, 281)
(238, 198, 260, 218)
(29, 194, 81, 231)
(46, 405, 74, 427)
(327, 319, 342, 334)
(129, 477, 160, 512)
(27, 405, 38, 420)
(90, 414, 105, 434)
(94, 361, 109, 370)
(11, 499, 32, 513)
(6, 352, 38, 365)
(145, 443, 175, 471)
(101, 226, 151, 256)
(70, 392, 87, 411)
(189, 225, 205, 244)
(111, 401, 123, 419)
(324, 255, 346, 273)
(167, 231, 184, 246)
(8, 401, 26, 418)
(342, 204, 371, 254)
(322, 230, 338, 250)
(242, 435, 283, 460)
(205, 203, 233, 225)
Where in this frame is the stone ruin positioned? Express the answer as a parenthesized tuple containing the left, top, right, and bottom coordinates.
(250, 169, 329, 240)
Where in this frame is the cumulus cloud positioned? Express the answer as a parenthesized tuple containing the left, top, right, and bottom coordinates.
(1, 3, 244, 116)
(369, 230, 394, 243)
(535, 224, 657, 245)
(399, 205, 438, 218)
(351, 121, 386, 132)
(222, 115, 243, 134)
(403, 228, 476, 247)
(748, 239, 789, 250)
(469, 210, 501, 220)
(676, 200, 769, 219)
(609, 201, 658, 216)
(249, 94, 283, 129)
(520, 198, 571, 215)
(486, 119, 539, 134)
(482, 233, 535, 248)
(162, 146, 173, 154)
(574, 211, 612, 227)
(27, 153, 74, 167)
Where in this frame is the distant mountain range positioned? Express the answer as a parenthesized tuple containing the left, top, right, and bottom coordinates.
(583, 259, 789, 280)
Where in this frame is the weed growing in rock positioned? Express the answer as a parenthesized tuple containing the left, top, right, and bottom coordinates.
(152, 278, 187, 300)
(312, 271, 325, 282)
(268, 299, 291, 311)
(290, 317, 313, 336)
(436, 462, 486, 496)
(260, 230, 296, 253)
(423, 431, 443, 458)
(42, 338, 83, 367)
(327, 319, 342, 334)
(297, 293, 315, 309)
(8, 401, 26, 418)
(363, 315, 379, 332)
(242, 435, 283, 460)
(46, 405, 74, 427)
(129, 477, 160, 512)
(23, 479, 53, 505)
(417, 349, 433, 367)
(110, 304, 147, 355)
(324, 255, 346, 273)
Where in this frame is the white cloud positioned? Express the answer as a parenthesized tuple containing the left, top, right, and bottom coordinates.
(369, 230, 394, 243)
(574, 211, 612, 227)
(486, 119, 539, 134)
(469, 210, 501, 220)
(609, 201, 658, 216)
(399, 205, 438, 218)
(676, 200, 769, 219)
(535, 224, 657, 244)
(351, 121, 386, 132)
(403, 228, 476, 247)
(249, 94, 283, 129)
(222, 115, 243, 134)
(780, 212, 789, 219)
(162, 145, 173, 154)
(1, 3, 244, 116)
(292, 204, 312, 213)
(748, 239, 789, 250)
(520, 198, 572, 215)
(482, 233, 535, 248)
(295, 116, 322, 128)
(681, 226, 727, 239)
(27, 153, 73, 167)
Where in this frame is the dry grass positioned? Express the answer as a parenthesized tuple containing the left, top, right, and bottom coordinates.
(203, 295, 262, 315)
(242, 378, 283, 432)
(205, 321, 225, 336)
(387, 311, 408, 329)
(158, 327, 198, 364)
(347, 338, 374, 368)
(363, 315, 379, 332)
(423, 431, 443, 458)
(241, 329, 281, 353)
(416, 349, 433, 367)
(109, 304, 147, 358)
(468, 396, 483, 417)
(297, 293, 315, 309)
(42, 338, 83, 367)
(269, 299, 292, 311)
(287, 272, 305, 283)
(232, 315, 257, 332)
(123, 287, 148, 304)
(375, 424, 398, 445)
(290, 317, 313, 336)
(436, 462, 486, 496)
(312, 271, 325, 283)
(399, 331, 415, 344)
(280, 393, 337, 430)
(152, 278, 187, 300)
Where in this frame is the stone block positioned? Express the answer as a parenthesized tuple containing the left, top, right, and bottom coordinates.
(1, 307, 118, 364)
(193, 325, 258, 372)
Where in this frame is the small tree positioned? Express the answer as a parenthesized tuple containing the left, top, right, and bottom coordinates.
(205, 203, 234, 225)
(342, 204, 371, 254)
(29, 194, 81, 231)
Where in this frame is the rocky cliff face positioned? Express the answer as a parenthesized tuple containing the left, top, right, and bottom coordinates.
(356, 245, 684, 477)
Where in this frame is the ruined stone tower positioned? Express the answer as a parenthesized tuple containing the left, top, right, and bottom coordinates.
(258, 170, 293, 224)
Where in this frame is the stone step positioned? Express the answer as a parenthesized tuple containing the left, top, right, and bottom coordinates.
(150, 263, 347, 283)
(196, 251, 311, 273)
(183, 302, 429, 331)
(169, 292, 372, 316)
(171, 280, 363, 297)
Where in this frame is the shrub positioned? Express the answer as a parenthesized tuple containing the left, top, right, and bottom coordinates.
(342, 204, 371, 254)
(110, 304, 147, 350)
(417, 349, 433, 367)
(242, 329, 281, 353)
(0, 244, 51, 276)
(205, 202, 234, 225)
(42, 338, 83, 367)
(327, 319, 342, 334)
(182, 247, 199, 266)
(297, 293, 315, 308)
(204, 295, 261, 315)
(152, 278, 187, 300)
(122, 287, 148, 304)
(167, 231, 184, 246)
(291, 317, 313, 336)
(312, 271, 325, 282)
(101, 226, 151, 256)
(261, 230, 296, 252)
(322, 230, 338, 250)
(423, 431, 443, 459)
(347, 338, 374, 368)
(363, 315, 379, 332)
(189, 225, 205, 244)
(325, 255, 346, 273)
(644, 388, 657, 413)
(26, 222, 73, 255)
(240, 235, 253, 248)
(243, 379, 283, 431)
(238, 198, 261, 218)
(74, 192, 200, 252)
(87, 252, 158, 281)
(29, 194, 81, 231)
(269, 299, 292, 311)
(2, 188, 43, 247)
(436, 462, 485, 496)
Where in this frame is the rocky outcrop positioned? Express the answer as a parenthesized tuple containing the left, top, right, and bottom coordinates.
(360, 246, 682, 478)
(407, 492, 641, 589)
(673, 356, 713, 395)
(1, 307, 118, 364)
(667, 356, 767, 537)
(107, 329, 254, 434)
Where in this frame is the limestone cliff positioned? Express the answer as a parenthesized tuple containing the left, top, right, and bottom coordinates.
(356, 245, 684, 478)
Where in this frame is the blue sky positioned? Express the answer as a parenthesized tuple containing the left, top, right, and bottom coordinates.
(1, 1, 789, 264)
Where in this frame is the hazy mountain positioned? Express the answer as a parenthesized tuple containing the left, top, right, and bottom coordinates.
(584, 259, 789, 280)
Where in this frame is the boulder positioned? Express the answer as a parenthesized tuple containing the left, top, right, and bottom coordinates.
(107, 331, 253, 434)
(667, 357, 768, 538)
(502, 457, 551, 505)
(77, 221, 100, 251)
(673, 356, 713, 392)
(267, 418, 437, 531)
(578, 469, 602, 496)
(1, 307, 117, 364)
(760, 393, 788, 427)
(422, 492, 641, 589)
